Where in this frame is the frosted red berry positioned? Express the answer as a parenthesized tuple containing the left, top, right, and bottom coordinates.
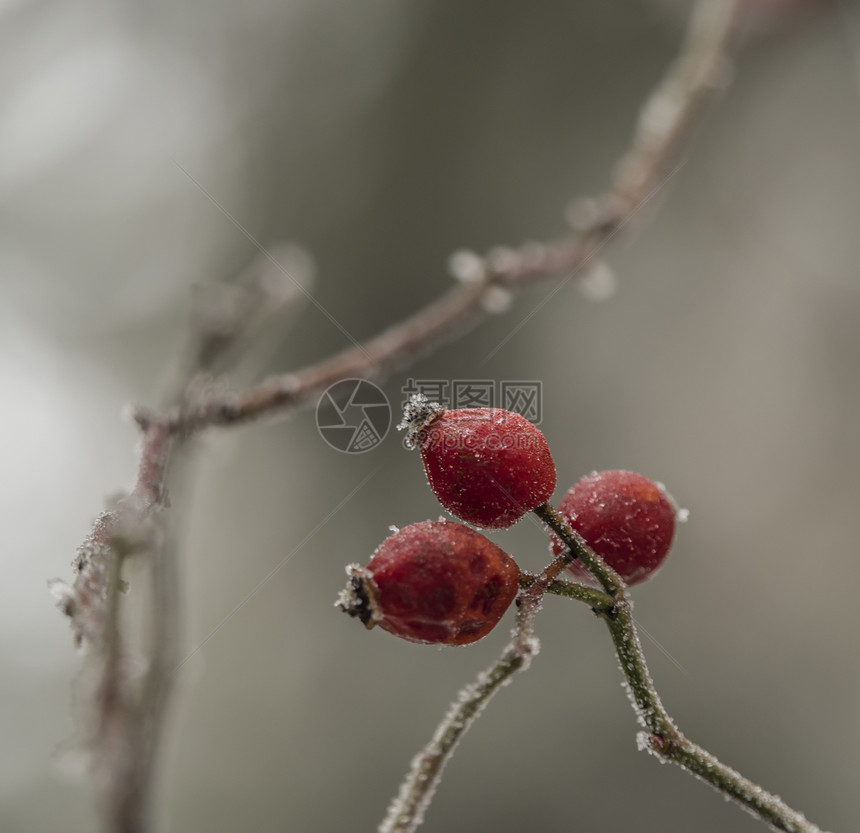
(400, 397, 556, 529)
(551, 470, 679, 587)
(337, 520, 520, 645)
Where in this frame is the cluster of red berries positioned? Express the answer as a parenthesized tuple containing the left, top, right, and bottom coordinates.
(338, 396, 682, 645)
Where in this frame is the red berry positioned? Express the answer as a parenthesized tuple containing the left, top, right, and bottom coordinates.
(400, 397, 556, 529)
(337, 520, 520, 645)
(551, 470, 679, 586)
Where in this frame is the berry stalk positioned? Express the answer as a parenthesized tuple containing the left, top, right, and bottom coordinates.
(533, 503, 627, 598)
(536, 504, 828, 833)
(518, 573, 613, 611)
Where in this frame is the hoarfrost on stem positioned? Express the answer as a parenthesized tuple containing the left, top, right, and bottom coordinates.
(578, 261, 617, 302)
(448, 250, 485, 284)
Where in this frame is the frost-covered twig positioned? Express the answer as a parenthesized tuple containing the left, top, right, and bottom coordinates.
(610, 0, 740, 214)
(53, 418, 173, 832)
(177, 243, 314, 387)
(520, 572, 614, 610)
(53, 250, 314, 832)
(538, 505, 829, 833)
(170, 0, 741, 432)
(378, 644, 529, 833)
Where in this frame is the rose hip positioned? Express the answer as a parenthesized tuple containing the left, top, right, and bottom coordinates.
(400, 397, 556, 529)
(551, 470, 679, 586)
(337, 520, 520, 645)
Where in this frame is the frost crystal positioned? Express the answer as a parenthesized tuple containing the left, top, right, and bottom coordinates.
(480, 286, 512, 315)
(519, 241, 546, 270)
(397, 393, 443, 450)
(486, 246, 518, 274)
(48, 578, 75, 614)
(578, 261, 617, 302)
(448, 250, 486, 283)
(656, 479, 688, 523)
(565, 196, 602, 230)
(641, 91, 684, 140)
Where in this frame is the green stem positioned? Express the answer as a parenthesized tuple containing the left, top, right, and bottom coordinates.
(519, 572, 613, 611)
(533, 505, 829, 833)
(533, 502, 626, 597)
(660, 735, 827, 833)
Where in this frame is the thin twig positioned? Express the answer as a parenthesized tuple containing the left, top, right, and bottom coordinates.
(540, 504, 829, 833)
(533, 503, 627, 598)
(520, 572, 614, 611)
(378, 642, 529, 833)
(53, 252, 313, 832)
(610, 0, 740, 214)
(66, 420, 173, 833)
(172, 0, 741, 433)
(178, 243, 314, 387)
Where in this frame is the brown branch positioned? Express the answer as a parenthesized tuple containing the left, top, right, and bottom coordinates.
(52, 420, 174, 833)
(174, 0, 740, 432)
(610, 0, 739, 213)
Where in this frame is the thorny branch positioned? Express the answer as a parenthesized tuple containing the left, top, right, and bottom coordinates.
(54, 1, 743, 831)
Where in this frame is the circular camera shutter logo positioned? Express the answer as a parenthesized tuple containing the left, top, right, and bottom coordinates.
(316, 379, 391, 453)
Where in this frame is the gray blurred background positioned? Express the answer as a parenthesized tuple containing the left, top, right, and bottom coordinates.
(2, 1, 858, 831)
